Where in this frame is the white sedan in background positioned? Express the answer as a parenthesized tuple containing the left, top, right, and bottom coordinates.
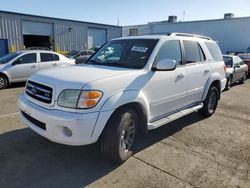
(0, 50, 75, 89)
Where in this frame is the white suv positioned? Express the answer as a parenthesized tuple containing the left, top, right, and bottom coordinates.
(19, 33, 227, 163)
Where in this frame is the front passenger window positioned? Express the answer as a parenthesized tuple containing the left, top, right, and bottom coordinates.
(156, 40, 182, 65)
(15, 53, 37, 64)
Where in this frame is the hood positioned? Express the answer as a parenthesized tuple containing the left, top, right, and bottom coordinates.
(0, 63, 10, 71)
(30, 64, 138, 90)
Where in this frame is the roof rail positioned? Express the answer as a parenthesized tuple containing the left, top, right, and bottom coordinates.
(170, 33, 212, 40)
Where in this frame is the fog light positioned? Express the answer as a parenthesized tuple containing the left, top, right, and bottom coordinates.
(62, 127, 73, 137)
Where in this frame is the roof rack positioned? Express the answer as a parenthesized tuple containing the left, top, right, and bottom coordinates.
(169, 33, 212, 40)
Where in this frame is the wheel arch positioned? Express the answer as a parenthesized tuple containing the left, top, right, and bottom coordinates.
(92, 91, 150, 139)
(202, 75, 222, 101)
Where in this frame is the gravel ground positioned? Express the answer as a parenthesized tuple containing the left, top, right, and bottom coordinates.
(0, 80, 249, 188)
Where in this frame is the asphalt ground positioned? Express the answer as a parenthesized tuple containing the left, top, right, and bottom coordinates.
(0, 79, 249, 188)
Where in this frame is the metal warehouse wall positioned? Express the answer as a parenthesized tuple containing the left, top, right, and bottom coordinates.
(0, 11, 122, 52)
(123, 18, 250, 53)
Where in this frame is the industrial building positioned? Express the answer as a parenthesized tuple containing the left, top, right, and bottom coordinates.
(123, 13, 250, 54)
(0, 11, 122, 56)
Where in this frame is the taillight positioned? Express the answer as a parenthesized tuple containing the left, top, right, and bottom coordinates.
(223, 64, 227, 74)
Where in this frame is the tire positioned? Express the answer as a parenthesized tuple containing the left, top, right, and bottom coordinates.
(0, 75, 8, 90)
(225, 76, 232, 90)
(101, 108, 138, 164)
(239, 73, 247, 84)
(199, 86, 219, 117)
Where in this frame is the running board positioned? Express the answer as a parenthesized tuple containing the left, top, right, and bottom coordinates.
(148, 103, 203, 130)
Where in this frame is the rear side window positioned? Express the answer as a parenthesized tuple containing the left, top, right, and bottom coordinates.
(183, 40, 205, 63)
(156, 40, 182, 65)
(40, 53, 59, 62)
(205, 42, 223, 61)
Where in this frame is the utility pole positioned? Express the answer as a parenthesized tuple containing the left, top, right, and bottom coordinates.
(183, 11, 186, 21)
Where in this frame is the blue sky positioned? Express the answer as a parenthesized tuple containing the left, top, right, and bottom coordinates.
(1, 0, 250, 26)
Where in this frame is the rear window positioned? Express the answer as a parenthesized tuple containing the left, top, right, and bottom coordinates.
(223, 56, 233, 68)
(40, 53, 59, 62)
(205, 42, 223, 61)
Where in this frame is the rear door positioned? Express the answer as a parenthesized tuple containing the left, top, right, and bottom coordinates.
(39, 53, 59, 70)
(182, 40, 211, 104)
(183, 40, 211, 104)
(9, 53, 39, 81)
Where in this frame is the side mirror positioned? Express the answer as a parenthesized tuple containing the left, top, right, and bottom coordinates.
(153, 59, 177, 71)
(234, 65, 240, 69)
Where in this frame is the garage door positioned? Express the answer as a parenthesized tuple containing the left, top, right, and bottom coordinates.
(22, 21, 53, 36)
(88, 28, 107, 48)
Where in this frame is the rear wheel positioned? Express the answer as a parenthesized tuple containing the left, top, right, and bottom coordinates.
(199, 86, 219, 117)
(101, 108, 138, 164)
(0, 75, 8, 90)
(239, 73, 247, 84)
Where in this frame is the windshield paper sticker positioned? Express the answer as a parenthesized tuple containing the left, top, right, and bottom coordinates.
(131, 46, 148, 53)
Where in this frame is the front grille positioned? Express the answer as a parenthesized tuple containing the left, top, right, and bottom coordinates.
(26, 81, 53, 104)
(21, 111, 46, 130)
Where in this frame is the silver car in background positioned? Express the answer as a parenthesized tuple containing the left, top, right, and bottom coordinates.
(0, 50, 75, 89)
(223, 55, 248, 90)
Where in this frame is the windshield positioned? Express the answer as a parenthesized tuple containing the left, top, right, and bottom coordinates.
(86, 39, 158, 69)
(0, 52, 21, 64)
(223, 56, 233, 68)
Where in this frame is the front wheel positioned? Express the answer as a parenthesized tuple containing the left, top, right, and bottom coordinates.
(199, 86, 219, 117)
(100, 108, 138, 164)
(0, 75, 8, 90)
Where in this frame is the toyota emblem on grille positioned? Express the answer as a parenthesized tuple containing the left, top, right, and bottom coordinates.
(31, 87, 37, 94)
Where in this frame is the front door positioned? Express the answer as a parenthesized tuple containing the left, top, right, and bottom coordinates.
(9, 53, 39, 81)
(146, 40, 188, 121)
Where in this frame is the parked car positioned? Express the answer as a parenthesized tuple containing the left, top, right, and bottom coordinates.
(66, 50, 80, 58)
(19, 33, 227, 163)
(66, 50, 94, 59)
(0, 50, 75, 89)
(89, 46, 101, 52)
(238, 53, 250, 74)
(223, 55, 248, 90)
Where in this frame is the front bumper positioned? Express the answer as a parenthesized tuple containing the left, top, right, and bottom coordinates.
(19, 93, 100, 146)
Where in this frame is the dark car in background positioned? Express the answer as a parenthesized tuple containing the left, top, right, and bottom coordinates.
(238, 53, 250, 75)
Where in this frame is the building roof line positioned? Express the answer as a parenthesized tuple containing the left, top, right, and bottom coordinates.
(0, 10, 122, 28)
(123, 16, 250, 27)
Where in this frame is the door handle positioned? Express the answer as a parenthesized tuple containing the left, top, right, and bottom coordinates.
(30, 65, 36, 68)
(204, 69, 210, 74)
(53, 63, 57, 66)
(177, 73, 186, 79)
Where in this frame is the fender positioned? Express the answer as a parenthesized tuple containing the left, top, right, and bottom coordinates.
(201, 73, 222, 101)
(91, 90, 150, 138)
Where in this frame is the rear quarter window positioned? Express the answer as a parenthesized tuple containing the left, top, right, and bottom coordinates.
(205, 42, 223, 61)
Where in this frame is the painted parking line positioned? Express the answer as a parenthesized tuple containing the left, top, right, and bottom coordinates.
(0, 112, 18, 118)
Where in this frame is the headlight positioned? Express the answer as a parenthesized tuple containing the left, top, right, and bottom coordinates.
(57, 90, 103, 109)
